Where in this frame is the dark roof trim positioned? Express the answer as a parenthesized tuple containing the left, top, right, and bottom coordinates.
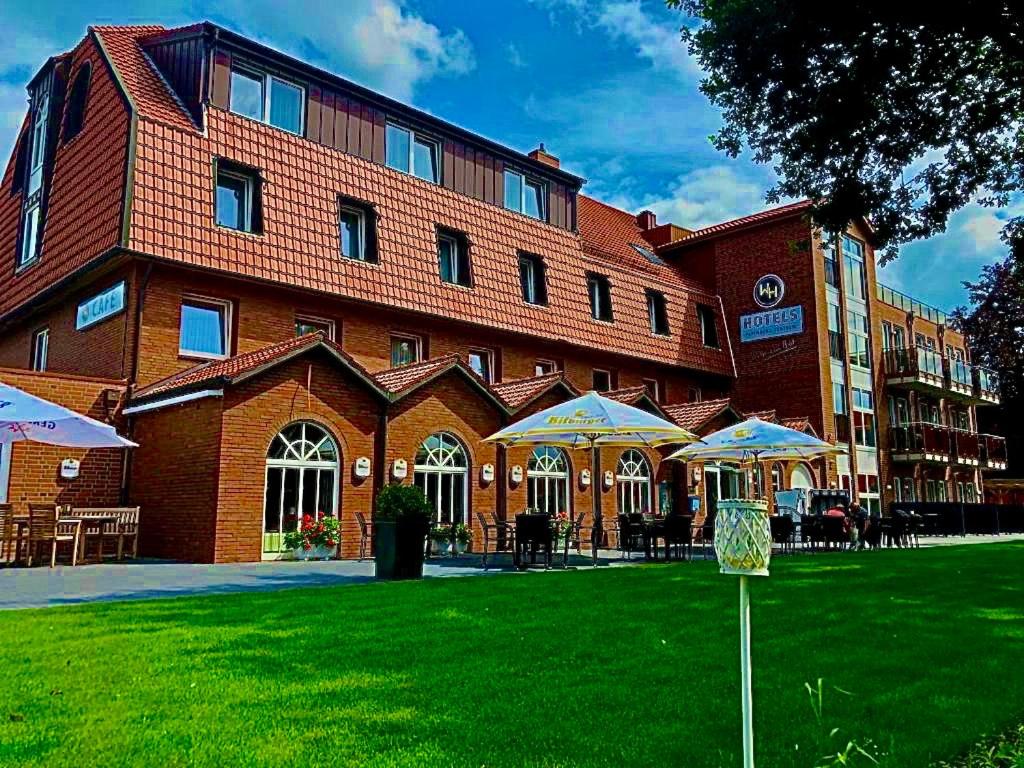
(184, 21, 585, 189)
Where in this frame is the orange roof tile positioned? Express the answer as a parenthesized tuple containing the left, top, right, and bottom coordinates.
(491, 372, 577, 410)
(781, 416, 816, 435)
(746, 409, 777, 422)
(661, 398, 741, 433)
(373, 354, 507, 410)
(661, 200, 813, 250)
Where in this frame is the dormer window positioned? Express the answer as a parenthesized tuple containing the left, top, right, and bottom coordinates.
(386, 122, 439, 183)
(518, 252, 548, 306)
(437, 228, 471, 287)
(646, 290, 669, 336)
(587, 273, 613, 322)
(504, 170, 546, 220)
(229, 65, 304, 135)
(17, 72, 53, 269)
(215, 160, 262, 234)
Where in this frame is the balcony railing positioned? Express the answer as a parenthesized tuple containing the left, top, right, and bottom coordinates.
(946, 358, 973, 394)
(883, 346, 944, 385)
(877, 283, 948, 325)
(980, 434, 1008, 469)
(974, 366, 1001, 404)
(888, 422, 952, 462)
(951, 429, 981, 466)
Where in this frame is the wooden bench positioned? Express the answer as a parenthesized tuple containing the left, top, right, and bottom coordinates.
(71, 507, 140, 561)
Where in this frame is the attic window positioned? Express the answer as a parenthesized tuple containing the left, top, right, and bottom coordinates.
(229, 65, 304, 135)
(215, 160, 262, 233)
(587, 273, 613, 322)
(504, 170, 546, 220)
(437, 227, 472, 287)
(698, 304, 719, 349)
(62, 63, 92, 142)
(646, 290, 669, 336)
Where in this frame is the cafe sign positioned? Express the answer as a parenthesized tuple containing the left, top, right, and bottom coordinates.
(76, 281, 126, 331)
(740, 305, 804, 343)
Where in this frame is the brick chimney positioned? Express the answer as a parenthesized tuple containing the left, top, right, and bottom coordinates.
(636, 210, 657, 231)
(528, 143, 560, 169)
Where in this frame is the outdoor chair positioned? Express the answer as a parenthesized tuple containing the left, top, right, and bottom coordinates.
(770, 515, 796, 554)
(25, 504, 80, 568)
(0, 503, 15, 563)
(568, 509, 589, 555)
(663, 514, 692, 560)
(355, 512, 372, 560)
(616, 514, 644, 560)
(800, 515, 823, 552)
(885, 514, 909, 548)
(862, 516, 883, 549)
(906, 514, 923, 548)
(821, 516, 848, 550)
(479, 512, 515, 570)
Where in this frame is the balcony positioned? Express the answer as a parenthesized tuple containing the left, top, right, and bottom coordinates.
(884, 347, 1001, 405)
(980, 434, 1008, 470)
(973, 366, 1001, 405)
(951, 429, 981, 467)
(888, 422, 952, 464)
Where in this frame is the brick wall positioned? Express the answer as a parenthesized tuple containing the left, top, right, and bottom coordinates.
(0, 369, 126, 514)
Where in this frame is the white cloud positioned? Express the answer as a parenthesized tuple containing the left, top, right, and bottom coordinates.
(506, 42, 526, 69)
(213, 0, 475, 103)
(594, 1, 698, 80)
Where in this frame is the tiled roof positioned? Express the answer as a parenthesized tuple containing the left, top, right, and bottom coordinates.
(781, 416, 816, 435)
(132, 332, 379, 400)
(603, 386, 649, 406)
(660, 200, 813, 250)
(491, 372, 576, 410)
(373, 354, 463, 395)
(661, 398, 739, 433)
(92, 25, 199, 132)
(86, 22, 735, 378)
(746, 409, 777, 422)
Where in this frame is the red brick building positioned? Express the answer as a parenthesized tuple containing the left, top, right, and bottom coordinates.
(0, 23, 1006, 561)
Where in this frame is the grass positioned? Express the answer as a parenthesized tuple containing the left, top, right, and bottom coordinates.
(0, 544, 1022, 767)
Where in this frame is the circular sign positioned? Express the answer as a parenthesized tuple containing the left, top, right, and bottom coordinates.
(753, 274, 785, 308)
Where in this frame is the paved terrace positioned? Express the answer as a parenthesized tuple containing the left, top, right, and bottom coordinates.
(2, 535, 1022, 610)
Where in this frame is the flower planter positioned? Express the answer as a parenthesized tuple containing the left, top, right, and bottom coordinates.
(293, 545, 335, 561)
(375, 517, 429, 580)
(431, 539, 452, 558)
(455, 540, 469, 555)
(714, 499, 772, 576)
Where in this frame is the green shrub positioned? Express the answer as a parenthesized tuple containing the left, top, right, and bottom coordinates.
(376, 484, 432, 522)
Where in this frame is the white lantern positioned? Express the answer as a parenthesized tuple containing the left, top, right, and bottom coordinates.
(714, 499, 771, 577)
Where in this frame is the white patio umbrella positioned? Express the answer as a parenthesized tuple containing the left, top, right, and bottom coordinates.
(484, 391, 699, 564)
(0, 381, 137, 448)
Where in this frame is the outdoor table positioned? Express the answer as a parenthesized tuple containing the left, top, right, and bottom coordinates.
(62, 515, 118, 563)
(641, 517, 670, 560)
(513, 514, 553, 569)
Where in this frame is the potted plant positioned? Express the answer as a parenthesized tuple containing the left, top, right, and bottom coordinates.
(374, 484, 432, 580)
(283, 514, 340, 560)
(429, 524, 453, 557)
(454, 523, 472, 555)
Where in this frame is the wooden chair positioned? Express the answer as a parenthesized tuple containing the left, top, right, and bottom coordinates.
(0, 503, 15, 563)
(73, 507, 141, 561)
(355, 512, 372, 561)
(25, 504, 79, 568)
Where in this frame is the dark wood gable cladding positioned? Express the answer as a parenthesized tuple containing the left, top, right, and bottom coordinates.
(206, 46, 577, 232)
(142, 27, 207, 126)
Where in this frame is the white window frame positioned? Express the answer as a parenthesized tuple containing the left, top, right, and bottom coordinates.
(519, 253, 546, 306)
(295, 315, 336, 340)
(385, 122, 440, 183)
(468, 348, 494, 383)
(179, 295, 233, 360)
(339, 204, 367, 261)
(698, 305, 719, 348)
(18, 202, 41, 268)
(215, 168, 254, 232)
(535, 359, 557, 376)
(414, 432, 469, 524)
(527, 446, 571, 516)
(592, 368, 612, 392)
(642, 378, 660, 403)
(229, 65, 305, 136)
(647, 290, 669, 335)
(504, 169, 546, 220)
(390, 333, 422, 367)
(616, 449, 653, 516)
(437, 232, 469, 286)
(588, 273, 613, 322)
(31, 328, 49, 371)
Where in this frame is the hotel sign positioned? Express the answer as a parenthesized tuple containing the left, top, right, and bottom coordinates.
(76, 281, 126, 330)
(753, 274, 785, 308)
(740, 305, 804, 342)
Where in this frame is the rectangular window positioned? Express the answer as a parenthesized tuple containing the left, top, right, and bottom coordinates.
(215, 162, 260, 233)
(229, 66, 303, 134)
(19, 203, 41, 267)
(587, 273, 613, 322)
(852, 387, 874, 412)
(592, 369, 612, 392)
(468, 348, 494, 383)
(846, 308, 871, 369)
(646, 290, 669, 335)
(518, 253, 548, 306)
(827, 301, 844, 361)
(833, 382, 848, 415)
(31, 328, 48, 372)
(339, 206, 366, 261)
(688, 387, 702, 403)
(842, 235, 867, 300)
(27, 81, 50, 197)
(437, 229, 471, 287)
(643, 378, 661, 403)
(18, 76, 51, 269)
(535, 359, 557, 376)
(697, 304, 719, 348)
(823, 241, 840, 288)
(295, 315, 335, 340)
(385, 123, 439, 183)
(853, 411, 877, 448)
(179, 297, 231, 359)
(390, 334, 422, 367)
(504, 169, 546, 220)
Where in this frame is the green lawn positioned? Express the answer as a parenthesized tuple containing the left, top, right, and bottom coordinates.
(1, 544, 1023, 768)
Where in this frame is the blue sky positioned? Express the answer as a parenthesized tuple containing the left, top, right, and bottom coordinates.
(0, 0, 1012, 311)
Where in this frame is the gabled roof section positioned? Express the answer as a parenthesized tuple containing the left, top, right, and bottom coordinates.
(602, 386, 670, 419)
(746, 409, 777, 422)
(373, 354, 508, 412)
(131, 332, 385, 405)
(91, 25, 199, 132)
(491, 372, 579, 411)
(659, 200, 813, 251)
(781, 416, 816, 436)
(661, 398, 744, 434)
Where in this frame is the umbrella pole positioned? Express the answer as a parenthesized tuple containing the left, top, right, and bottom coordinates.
(591, 440, 600, 567)
(739, 574, 755, 768)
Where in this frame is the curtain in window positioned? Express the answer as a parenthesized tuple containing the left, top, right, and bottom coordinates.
(180, 303, 225, 356)
(269, 78, 302, 133)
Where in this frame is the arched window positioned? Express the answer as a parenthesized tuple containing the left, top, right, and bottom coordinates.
(528, 446, 570, 516)
(414, 432, 469, 523)
(263, 422, 339, 556)
(616, 449, 652, 515)
(790, 463, 815, 490)
(63, 63, 91, 142)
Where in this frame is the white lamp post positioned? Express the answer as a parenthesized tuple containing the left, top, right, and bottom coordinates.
(714, 499, 772, 768)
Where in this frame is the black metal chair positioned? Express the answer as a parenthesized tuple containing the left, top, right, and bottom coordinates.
(821, 516, 848, 550)
(617, 514, 644, 560)
(770, 515, 795, 554)
(514, 513, 553, 569)
(800, 515, 823, 552)
(479, 512, 515, 570)
(663, 514, 693, 560)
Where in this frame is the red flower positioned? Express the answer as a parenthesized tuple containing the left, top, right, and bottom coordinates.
(302, 542, 312, 551)
(326, 539, 335, 547)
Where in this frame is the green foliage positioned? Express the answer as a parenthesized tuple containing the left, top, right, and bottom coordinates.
(375, 483, 432, 521)
(454, 523, 473, 544)
(281, 514, 340, 551)
(805, 678, 882, 767)
(933, 724, 1024, 767)
(670, 1, 1024, 259)
(429, 524, 452, 543)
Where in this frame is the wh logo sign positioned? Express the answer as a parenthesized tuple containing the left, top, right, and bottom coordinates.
(753, 274, 785, 308)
